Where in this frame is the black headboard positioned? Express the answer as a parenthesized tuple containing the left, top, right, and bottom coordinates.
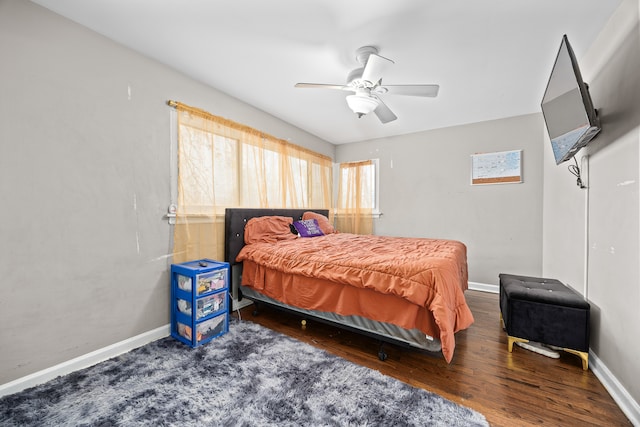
(224, 208, 330, 266)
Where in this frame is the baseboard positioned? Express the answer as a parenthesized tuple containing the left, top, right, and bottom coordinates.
(468, 281, 499, 293)
(590, 350, 640, 426)
(0, 324, 170, 398)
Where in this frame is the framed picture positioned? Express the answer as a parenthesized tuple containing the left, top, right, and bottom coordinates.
(471, 150, 522, 185)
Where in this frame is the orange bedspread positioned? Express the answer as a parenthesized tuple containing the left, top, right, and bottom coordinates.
(237, 233, 474, 362)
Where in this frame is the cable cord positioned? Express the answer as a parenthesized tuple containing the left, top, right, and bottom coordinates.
(568, 157, 585, 188)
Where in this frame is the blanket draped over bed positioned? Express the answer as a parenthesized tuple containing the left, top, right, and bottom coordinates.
(237, 232, 474, 363)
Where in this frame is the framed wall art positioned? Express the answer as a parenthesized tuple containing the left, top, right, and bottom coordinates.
(471, 150, 522, 185)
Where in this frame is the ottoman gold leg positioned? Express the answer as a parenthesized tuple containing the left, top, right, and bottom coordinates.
(507, 335, 529, 353)
(564, 349, 589, 370)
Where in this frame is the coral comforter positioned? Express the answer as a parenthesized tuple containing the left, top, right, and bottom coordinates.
(237, 233, 474, 362)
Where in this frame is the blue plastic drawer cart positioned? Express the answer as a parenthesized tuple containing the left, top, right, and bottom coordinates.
(170, 259, 230, 347)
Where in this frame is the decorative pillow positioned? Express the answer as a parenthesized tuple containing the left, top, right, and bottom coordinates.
(244, 216, 298, 244)
(302, 211, 336, 234)
(292, 219, 325, 238)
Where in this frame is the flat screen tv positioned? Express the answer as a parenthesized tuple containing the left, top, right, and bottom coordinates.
(541, 34, 601, 165)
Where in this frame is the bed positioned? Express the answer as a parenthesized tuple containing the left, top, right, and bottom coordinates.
(224, 208, 474, 362)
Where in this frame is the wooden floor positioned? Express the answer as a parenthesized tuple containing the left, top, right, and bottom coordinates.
(233, 290, 631, 426)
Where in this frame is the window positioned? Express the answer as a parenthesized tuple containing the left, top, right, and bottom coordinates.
(336, 159, 379, 213)
(335, 159, 378, 234)
(178, 126, 239, 214)
(176, 111, 332, 215)
(171, 101, 332, 261)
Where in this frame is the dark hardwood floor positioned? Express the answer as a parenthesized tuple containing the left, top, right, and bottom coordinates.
(233, 290, 631, 426)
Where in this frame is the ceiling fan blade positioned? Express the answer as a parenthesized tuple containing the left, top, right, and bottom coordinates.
(361, 54, 394, 85)
(383, 84, 439, 97)
(294, 83, 351, 91)
(373, 97, 397, 124)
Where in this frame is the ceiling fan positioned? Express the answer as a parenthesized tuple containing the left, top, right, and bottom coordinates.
(295, 46, 439, 124)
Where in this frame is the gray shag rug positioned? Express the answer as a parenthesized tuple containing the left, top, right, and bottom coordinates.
(0, 320, 488, 426)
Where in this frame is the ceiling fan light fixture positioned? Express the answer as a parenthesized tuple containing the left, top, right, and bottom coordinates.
(346, 94, 379, 118)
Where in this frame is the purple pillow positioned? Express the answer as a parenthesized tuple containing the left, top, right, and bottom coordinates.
(292, 219, 325, 238)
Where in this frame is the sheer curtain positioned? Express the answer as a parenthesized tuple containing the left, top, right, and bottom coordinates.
(336, 160, 373, 235)
(171, 101, 332, 263)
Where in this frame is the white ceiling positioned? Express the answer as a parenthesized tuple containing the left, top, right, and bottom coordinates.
(32, 0, 621, 145)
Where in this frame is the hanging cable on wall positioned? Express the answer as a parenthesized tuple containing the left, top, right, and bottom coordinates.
(568, 157, 586, 189)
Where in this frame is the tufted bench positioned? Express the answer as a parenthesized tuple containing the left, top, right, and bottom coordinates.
(499, 273, 590, 370)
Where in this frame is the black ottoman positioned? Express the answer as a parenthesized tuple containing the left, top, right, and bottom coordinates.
(499, 273, 590, 370)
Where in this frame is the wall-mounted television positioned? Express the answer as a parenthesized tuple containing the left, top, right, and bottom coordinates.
(541, 34, 601, 165)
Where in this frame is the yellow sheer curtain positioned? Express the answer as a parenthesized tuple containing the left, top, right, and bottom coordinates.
(336, 160, 373, 235)
(171, 101, 332, 263)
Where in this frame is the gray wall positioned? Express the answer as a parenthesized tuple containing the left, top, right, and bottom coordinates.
(0, 0, 333, 385)
(336, 113, 545, 285)
(543, 0, 640, 408)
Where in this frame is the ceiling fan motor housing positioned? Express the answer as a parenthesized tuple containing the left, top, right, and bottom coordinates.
(348, 46, 381, 88)
(347, 68, 366, 87)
